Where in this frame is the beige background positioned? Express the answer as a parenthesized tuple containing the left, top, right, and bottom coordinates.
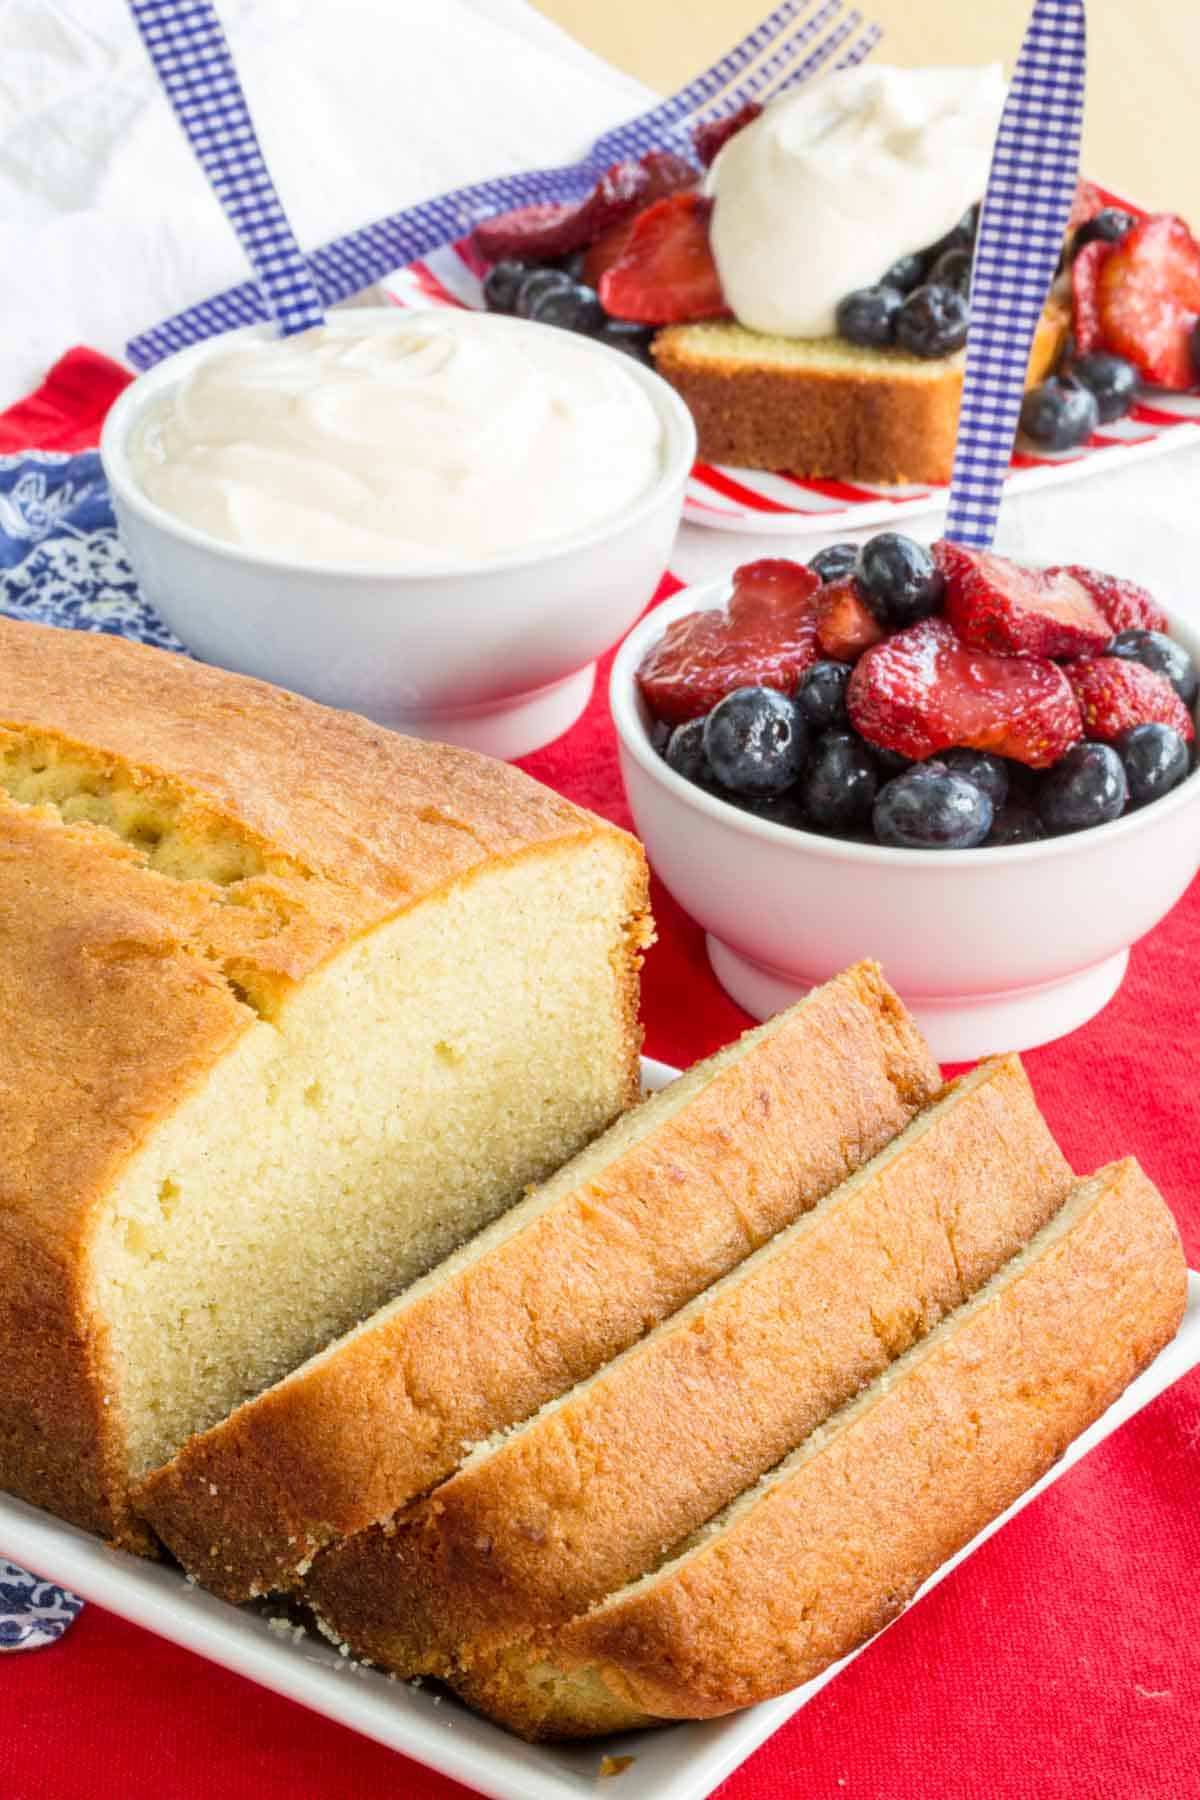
(534, 0, 1193, 216)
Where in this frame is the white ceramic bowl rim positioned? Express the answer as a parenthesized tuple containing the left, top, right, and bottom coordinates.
(610, 579, 1200, 870)
(100, 309, 697, 584)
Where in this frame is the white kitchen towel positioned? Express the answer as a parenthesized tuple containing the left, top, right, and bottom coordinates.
(0, 0, 651, 403)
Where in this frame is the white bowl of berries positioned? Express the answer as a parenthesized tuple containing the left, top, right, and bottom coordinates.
(611, 535, 1200, 1061)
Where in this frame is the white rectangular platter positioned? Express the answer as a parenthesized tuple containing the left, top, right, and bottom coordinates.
(3, 1056, 1198, 1800)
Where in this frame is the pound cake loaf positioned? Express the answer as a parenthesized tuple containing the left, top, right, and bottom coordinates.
(0, 617, 651, 1550)
(135, 961, 938, 1598)
(450, 1159, 1185, 1740)
(653, 297, 1068, 485)
(305, 1055, 1071, 1675)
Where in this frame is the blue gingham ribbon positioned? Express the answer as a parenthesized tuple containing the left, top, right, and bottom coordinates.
(126, 0, 881, 367)
(127, 0, 324, 338)
(944, 0, 1087, 547)
(1, 1558, 83, 1653)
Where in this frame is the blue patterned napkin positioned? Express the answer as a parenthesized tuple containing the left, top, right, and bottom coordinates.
(0, 449, 173, 647)
(0, 1560, 84, 1654)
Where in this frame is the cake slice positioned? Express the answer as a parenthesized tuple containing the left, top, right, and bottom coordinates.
(653, 297, 1069, 485)
(134, 961, 939, 1599)
(448, 1159, 1185, 1739)
(304, 1054, 1071, 1676)
(0, 618, 650, 1551)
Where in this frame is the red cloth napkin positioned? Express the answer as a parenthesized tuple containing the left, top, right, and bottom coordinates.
(3, 352, 1198, 1800)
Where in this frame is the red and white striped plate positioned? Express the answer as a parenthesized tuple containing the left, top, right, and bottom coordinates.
(381, 230, 1200, 539)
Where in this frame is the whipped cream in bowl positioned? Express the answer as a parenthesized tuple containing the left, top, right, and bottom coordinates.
(127, 312, 669, 571)
(706, 63, 1007, 338)
(102, 309, 695, 758)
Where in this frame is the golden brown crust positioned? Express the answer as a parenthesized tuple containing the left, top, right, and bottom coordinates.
(312, 1056, 1071, 1675)
(140, 962, 938, 1601)
(653, 298, 1069, 485)
(0, 617, 644, 1547)
(457, 1159, 1185, 1739)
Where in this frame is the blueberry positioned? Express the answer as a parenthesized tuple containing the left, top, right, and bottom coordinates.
(1074, 207, 1137, 251)
(555, 249, 587, 281)
(808, 542, 859, 584)
(514, 267, 574, 319)
(1019, 378, 1099, 450)
(987, 803, 1045, 846)
(1038, 742, 1128, 833)
(1109, 628, 1199, 706)
(482, 259, 531, 313)
(881, 251, 927, 294)
(894, 284, 970, 358)
(1117, 723, 1190, 808)
(648, 716, 672, 756)
(920, 204, 981, 267)
(855, 533, 945, 628)
(873, 763, 993, 849)
(795, 660, 851, 732)
(872, 744, 912, 776)
(702, 687, 807, 796)
(527, 280, 606, 334)
(941, 748, 1009, 810)
(728, 789, 807, 828)
(835, 285, 903, 348)
(802, 731, 879, 830)
(928, 247, 972, 296)
(664, 717, 714, 787)
(1066, 352, 1138, 423)
(599, 319, 655, 363)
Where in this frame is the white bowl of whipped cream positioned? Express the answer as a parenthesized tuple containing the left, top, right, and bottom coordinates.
(101, 308, 695, 758)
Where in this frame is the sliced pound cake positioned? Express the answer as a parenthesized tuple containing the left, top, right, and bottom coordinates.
(449, 1159, 1186, 1739)
(0, 618, 650, 1550)
(304, 1054, 1072, 1676)
(653, 297, 1068, 485)
(134, 962, 939, 1598)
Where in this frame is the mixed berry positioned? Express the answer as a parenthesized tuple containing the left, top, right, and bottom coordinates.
(835, 203, 978, 361)
(637, 535, 1197, 851)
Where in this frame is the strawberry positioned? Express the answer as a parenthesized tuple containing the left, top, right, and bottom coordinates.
(1096, 213, 1200, 390)
(815, 578, 886, 663)
(933, 540, 1112, 660)
(1070, 239, 1113, 354)
(692, 100, 762, 168)
(473, 160, 649, 262)
(847, 618, 1083, 768)
(599, 193, 728, 325)
(1049, 564, 1170, 635)
(1065, 656, 1195, 743)
(582, 150, 699, 289)
(637, 559, 820, 725)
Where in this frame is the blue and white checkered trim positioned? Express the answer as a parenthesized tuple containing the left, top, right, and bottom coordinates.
(944, 0, 1087, 549)
(128, 0, 324, 340)
(126, 0, 881, 368)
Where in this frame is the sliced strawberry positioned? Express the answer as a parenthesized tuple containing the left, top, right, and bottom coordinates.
(599, 193, 728, 325)
(582, 151, 699, 289)
(933, 540, 1111, 660)
(1097, 213, 1200, 390)
(847, 618, 1083, 768)
(472, 160, 649, 262)
(1065, 656, 1195, 743)
(1050, 564, 1170, 635)
(692, 100, 763, 168)
(1071, 239, 1114, 354)
(637, 559, 820, 725)
(815, 578, 886, 664)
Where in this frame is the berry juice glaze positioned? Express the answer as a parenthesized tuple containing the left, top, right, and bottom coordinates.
(129, 313, 666, 569)
(704, 63, 1007, 337)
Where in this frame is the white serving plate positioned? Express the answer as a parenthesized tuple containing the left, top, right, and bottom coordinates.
(3, 1056, 1198, 1800)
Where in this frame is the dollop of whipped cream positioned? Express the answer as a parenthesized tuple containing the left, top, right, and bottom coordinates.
(130, 313, 666, 569)
(706, 63, 1007, 338)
